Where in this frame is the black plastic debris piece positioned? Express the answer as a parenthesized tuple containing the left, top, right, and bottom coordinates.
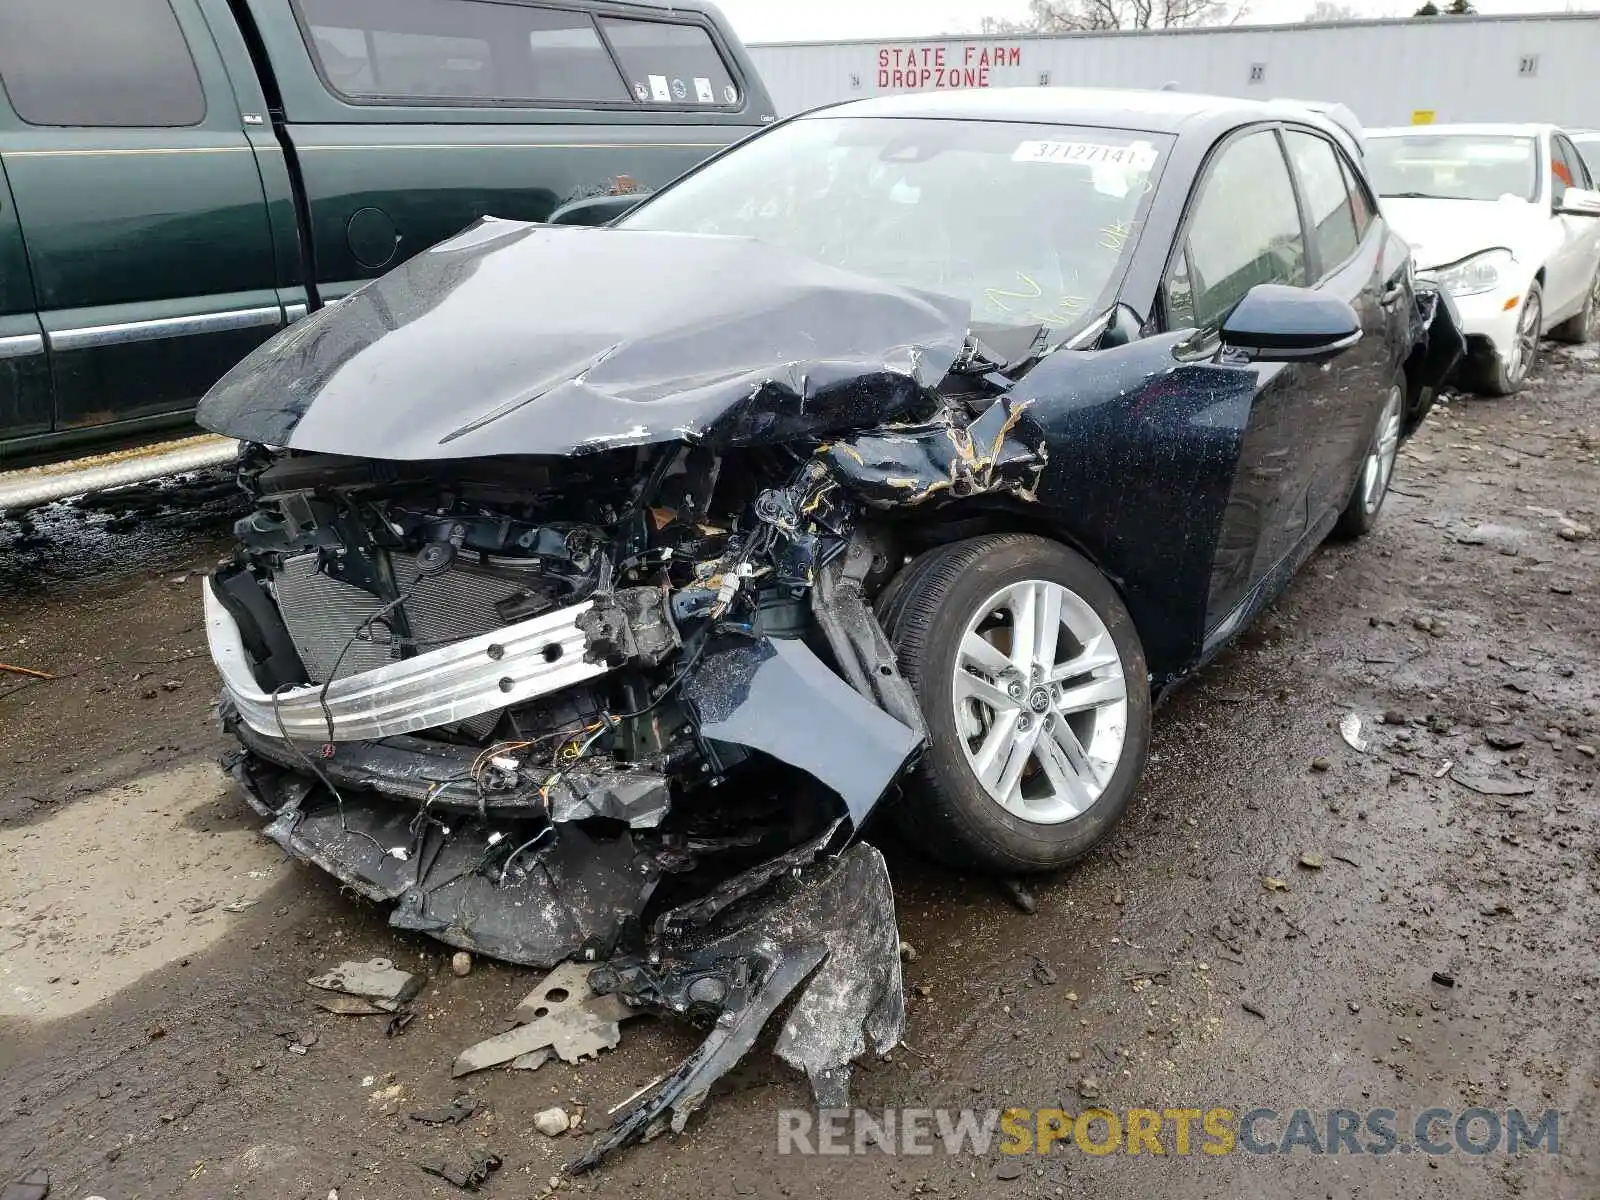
(1431, 971, 1457, 989)
(419, 1154, 501, 1192)
(410, 1096, 483, 1126)
(573, 841, 904, 1172)
(386, 1011, 416, 1038)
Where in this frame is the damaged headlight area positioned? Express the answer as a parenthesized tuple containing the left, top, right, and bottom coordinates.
(207, 403, 1045, 1164)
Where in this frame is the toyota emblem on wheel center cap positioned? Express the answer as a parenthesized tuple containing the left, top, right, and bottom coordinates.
(1028, 686, 1051, 714)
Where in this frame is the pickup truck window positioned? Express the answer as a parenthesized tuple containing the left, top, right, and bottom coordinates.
(598, 18, 738, 106)
(0, 0, 206, 128)
(298, 0, 628, 103)
(295, 0, 731, 107)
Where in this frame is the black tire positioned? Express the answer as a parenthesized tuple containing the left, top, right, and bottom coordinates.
(878, 534, 1151, 875)
(1466, 280, 1542, 396)
(1551, 268, 1600, 344)
(1332, 374, 1405, 540)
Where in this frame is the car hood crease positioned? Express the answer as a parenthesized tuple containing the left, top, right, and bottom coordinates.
(196, 219, 971, 459)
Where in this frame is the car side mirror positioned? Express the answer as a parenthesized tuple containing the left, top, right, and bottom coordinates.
(1220, 283, 1362, 362)
(1556, 186, 1600, 217)
(546, 193, 644, 226)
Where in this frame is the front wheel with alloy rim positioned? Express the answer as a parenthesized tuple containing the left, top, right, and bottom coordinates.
(879, 534, 1151, 874)
(1471, 280, 1542, 396)
(1333, 377, 1404, 539)
(1551, 268, 1600, 344)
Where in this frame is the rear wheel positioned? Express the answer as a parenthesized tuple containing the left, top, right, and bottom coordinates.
(1468, 281, 1541, 395)
(1332, 378, 1403, 540)
(1551, 268, 1600, 344)
(880, 534, 1151, 874)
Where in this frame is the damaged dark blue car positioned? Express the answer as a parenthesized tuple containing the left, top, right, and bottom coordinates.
(195, 87, 1463, 1168)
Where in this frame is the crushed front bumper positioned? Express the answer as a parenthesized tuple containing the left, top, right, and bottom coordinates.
(206, 582, 607, 742)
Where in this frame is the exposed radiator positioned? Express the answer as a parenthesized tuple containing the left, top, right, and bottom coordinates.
(272, 552, 536, 684)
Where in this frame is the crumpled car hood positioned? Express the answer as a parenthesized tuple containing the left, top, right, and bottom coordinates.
(198, 219, 969, 459)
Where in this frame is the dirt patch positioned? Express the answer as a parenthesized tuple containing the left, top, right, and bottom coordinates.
(0, 763, 285, 1019)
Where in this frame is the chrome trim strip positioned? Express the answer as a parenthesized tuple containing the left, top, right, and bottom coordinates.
(205, 584, 608, 743)
(284, 302, 309, 322)
(0, 333, 44, 360)
(50, 306, 282, 351)
(299, 141, 721, 152)
(6, 146, 255, 158)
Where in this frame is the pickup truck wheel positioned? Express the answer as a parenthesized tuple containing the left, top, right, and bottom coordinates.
(1332, 378, 1404, 540)
(879, 534, 1151, 875)
(1551, 268, 1600, 344)
(1469, 281, 1541, 395)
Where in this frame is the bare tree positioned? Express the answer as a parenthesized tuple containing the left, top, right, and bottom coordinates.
(986, 0, 1242, 32)
(1304, 0, 1359, 19)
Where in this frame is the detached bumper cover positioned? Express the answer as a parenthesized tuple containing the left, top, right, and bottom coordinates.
(205, 580, 606, 742)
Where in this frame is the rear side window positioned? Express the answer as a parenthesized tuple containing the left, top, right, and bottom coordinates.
(0, 0, 206, 128)
(296, 0, 736, 107)
(1338, 154, 1376, 238)
(599, 18, 738, 106)
(1172, 129, 1308, 330)
(1285, 130, 1359, 276)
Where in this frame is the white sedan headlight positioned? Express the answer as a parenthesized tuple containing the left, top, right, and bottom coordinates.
(1419, 249, 1515, 298)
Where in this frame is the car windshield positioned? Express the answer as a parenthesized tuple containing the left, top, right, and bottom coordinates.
(1366, 134, 1539, 202)
(620, 116, 1169, 336)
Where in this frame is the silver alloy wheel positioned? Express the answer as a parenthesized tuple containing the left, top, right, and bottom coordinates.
(951, 579, 1128, 825)
(1506, 289, 1541, 384)
(1361, 385, 1404, 516)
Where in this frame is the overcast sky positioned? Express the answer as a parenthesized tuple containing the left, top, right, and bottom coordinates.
(715, 0, 1597, 42)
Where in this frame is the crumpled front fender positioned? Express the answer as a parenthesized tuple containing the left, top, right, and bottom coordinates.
(1403, 282, 1467, 434)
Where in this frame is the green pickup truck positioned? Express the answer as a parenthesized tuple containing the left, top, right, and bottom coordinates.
(0, 0, 772, 479)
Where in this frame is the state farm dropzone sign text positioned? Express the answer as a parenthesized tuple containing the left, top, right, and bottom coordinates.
(877, 45, 1024, 90)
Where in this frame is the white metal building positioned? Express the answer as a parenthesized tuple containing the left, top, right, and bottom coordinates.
(747, 12, 1600, 129)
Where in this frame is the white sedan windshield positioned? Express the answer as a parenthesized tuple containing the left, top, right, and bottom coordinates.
(622, 116, 1169, 333)
(1367, 134, 1539, 202)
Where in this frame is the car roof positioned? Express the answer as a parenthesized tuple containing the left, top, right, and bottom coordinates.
(1367, 123, 1555, 138)
(809, 86, 1351, 140)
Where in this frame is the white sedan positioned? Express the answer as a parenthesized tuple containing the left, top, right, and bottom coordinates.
(1367, 124, 1600, 394)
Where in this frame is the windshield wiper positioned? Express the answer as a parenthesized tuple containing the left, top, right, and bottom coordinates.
(1380, 191, 1466, 200)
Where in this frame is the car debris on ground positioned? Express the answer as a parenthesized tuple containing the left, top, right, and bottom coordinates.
(419, 1153, 501, 1193)
(452, 961, 639, 1078)
(306, 958, 422, 1014)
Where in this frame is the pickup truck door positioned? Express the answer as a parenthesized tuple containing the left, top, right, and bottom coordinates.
(0, 156, 49, 446)
(237, 0, 767, 302)
(0, 0, 283, 437)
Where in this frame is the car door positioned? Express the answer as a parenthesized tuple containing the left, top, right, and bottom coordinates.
(1281, 126, 1394, 524)
(0, 0, 282, 436)
(0, 156, 49, 452)
(1161, 125, 1320, 631)
(245, 0, 767, 305)
(1545, 134, 1593, 320)
(1553, 132, 1600, 304)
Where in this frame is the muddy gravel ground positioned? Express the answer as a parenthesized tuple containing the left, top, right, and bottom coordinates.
(0, 346, 1596, 1200)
